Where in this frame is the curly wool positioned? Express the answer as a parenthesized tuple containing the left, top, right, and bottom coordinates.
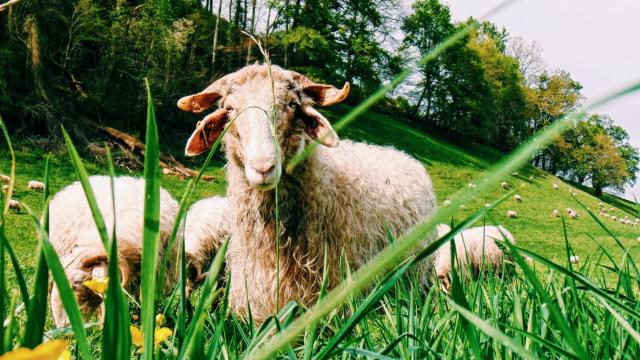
(226, 139, 437, 322)
(184, 196, 231, 281)
(48, 175, 181, 327)
(434, 224, 515, 290)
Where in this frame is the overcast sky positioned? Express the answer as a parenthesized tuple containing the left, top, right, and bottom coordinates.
(445, 0, 640, 199)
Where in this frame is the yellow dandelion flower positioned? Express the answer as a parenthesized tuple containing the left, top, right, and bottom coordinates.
(0, 340, 68, 360)
(130, 324, 173, 353)
(83, 277, 109, 295)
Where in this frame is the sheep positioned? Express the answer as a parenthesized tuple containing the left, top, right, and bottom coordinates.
(570, 255, 580, 264)
(27, 180, 45, 191)
(528, 176, 534, 181)
(48, 175, 182, 328)
(443, 199, 452, 207)
(568, 210, 578, 219)
(501, 181, 509, 189)
(599, 202, 605, 208)
(8, 199, 20, 212)
(0, 174, 9, 184)
(467, 183, 476, 189)
(178, 63, 438, 322)
(507, 210, 517, 218)
(184, 196, 231, 291)
(612, 215, 618, 221)
(553, 183, 559, 189)
(552, 209, 559, 217)
(512, 172, 519, 177)
(514, 194, 522, 203)
(434, 223, 516, 291)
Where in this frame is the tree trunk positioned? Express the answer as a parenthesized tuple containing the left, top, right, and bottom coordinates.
(212, 0, 223, 68)
(245, 0, 256, 64)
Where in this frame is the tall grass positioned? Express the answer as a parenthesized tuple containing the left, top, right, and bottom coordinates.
(1, 5, 640, 359)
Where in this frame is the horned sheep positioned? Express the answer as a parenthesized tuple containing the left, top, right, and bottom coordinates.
(48, 176, 182, 328)
(434, 224, 515, 291)
(178, 63, 438, 322)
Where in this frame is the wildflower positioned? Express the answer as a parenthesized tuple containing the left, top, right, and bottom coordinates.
(0, 340, 67, 360)
(130, 322, 173, 353)
(83, 277, 109, 295)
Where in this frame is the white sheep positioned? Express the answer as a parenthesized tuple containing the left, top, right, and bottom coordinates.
(512, 172, 519, 177)
(434, 224, 515, 291)
(27, 180, 45, 191)
(48, 176, 182, 328)
(552, 209, 559, 217)
(553, 183, 559, 189)
(514, 194, 522, 203)
(570, 255, 580, 264)
(507, 210, 517, 218)
(184, 196, 231, 289)
(0, 174, 9, 184)
(568, 210, 578, 219)
(8, 199, 20, 212)
(612, 215, 618, 221)
(178, 64, 438, 322)
(528, 176, 534, 181)
(501, 181, 509, 189)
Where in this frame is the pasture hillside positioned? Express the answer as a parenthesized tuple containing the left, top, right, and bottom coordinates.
(1, 104, 638, 282)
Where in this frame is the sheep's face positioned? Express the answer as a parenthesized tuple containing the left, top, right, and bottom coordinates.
(179, 64, 349, 190)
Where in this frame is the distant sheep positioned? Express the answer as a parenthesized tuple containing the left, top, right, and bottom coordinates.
(553, 183, 559, 189)
(501, 182, 509, 189)
(566, 208, 578, 219)
(514, 194, 522, 203)
(0, 174, 9, 184)
(570, 255, 580, 264)
(435, 224, 516, 291)
(552, 209, 559, 217)
(8, 199, 20, 212)
(27, 180, 45, 191)
(528, 176, 534, 181)
(507, 210, 517, 218)
(443, 200, 452, 207)
(512, 172, 519, 177)
(184, 196, 231, 290)
(49, 176, 182, 328)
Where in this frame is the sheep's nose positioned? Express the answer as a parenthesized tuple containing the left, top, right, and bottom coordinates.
(253, 163, 275, 177)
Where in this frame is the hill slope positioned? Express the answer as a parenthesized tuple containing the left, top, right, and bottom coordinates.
(1, 105, 638, 279)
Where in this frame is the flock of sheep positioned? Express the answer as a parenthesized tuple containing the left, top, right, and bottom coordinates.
(5, 64, 536, 326)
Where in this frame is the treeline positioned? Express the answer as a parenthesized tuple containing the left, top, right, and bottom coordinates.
(0, 0, 637, 194)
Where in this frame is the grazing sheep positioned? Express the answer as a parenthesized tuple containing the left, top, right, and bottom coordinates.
(501, 181, 509, 189)
(507, 210, 517, 218)
(8, 199, 20, 212)
(570, 255, 580, 264)
(27, 180, 45, 191)
(443, 199, 452, 207)
(434, 224, 516, 291)
(612, 215, 618, 221)
(552, 209, 559, 218)
(512, 172, 519, 177)
(514, 194, 522, 203)
(184, 196, 231, 289)
(0, 174, 9, 184)
(49, 176, 182, 328)
(568, 210, 578, 219)
(467, 183, 476, 189)
(178, 64, 438, 322)
(599, 202, 604, 208)
(528, 176, 534, 181)
(553, 183, 559, 189)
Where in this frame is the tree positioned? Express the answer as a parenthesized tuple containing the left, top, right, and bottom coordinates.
(506, 36, 546, 85)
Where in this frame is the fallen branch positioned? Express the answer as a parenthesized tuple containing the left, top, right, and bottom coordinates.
(86, 121, 214, 181)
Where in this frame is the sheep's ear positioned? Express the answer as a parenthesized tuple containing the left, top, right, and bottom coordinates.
(289, 71, 350, 106)
(177, 92, 221, 113)
(300, 106, 339, 147)
(185, 108, 228, 156)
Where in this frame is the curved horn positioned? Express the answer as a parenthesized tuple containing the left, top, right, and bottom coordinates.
(289, 71, 350, 106)
(177, 72, 235, 113)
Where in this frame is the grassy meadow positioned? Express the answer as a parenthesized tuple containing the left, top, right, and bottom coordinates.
(1, 102, 639, 359)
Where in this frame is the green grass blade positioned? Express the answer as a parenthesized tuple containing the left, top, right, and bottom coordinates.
(179, 238, 229, 359)
(0, 117, 13, 354)
(102, 147, 131, 360)
(140, 79, 162, 360)
(447, 299, 537, 360)
(2, 234, 29, 318)
(22, 155, 51, 348)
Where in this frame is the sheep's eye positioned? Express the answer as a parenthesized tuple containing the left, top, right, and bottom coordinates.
(288, 100, 298, 109)
(225, 104, 234, 112)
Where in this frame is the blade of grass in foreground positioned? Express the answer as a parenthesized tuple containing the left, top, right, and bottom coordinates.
(102, 147, 131, 360)
(249, 79, 640, 360)
(22, 155, 51, 348)
(141, 79, 161, 360)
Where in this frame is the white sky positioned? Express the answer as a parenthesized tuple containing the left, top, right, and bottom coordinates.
(445, 0, 640, 199)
